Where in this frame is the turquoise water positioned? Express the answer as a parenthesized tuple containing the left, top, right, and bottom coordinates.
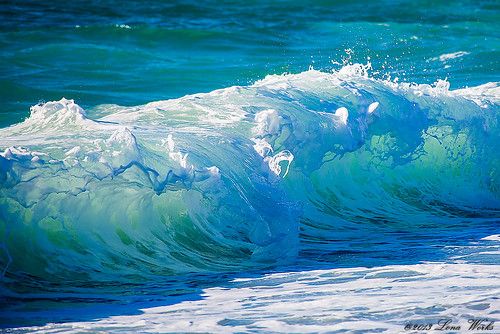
(0, 0, 499, 331)
(1, 0, 498, 127)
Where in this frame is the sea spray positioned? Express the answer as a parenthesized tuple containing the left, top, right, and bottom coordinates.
(0, 66, 498, 285)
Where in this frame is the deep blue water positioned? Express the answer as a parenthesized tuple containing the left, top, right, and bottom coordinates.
(0, 0, 499, 331)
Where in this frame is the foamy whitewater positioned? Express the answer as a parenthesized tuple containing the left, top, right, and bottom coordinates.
(0, 65, 499, 331)
(11, 263, 500, 333)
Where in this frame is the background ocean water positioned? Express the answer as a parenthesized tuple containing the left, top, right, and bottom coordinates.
(0, 0, 499, 332)
(1, 0, 499, 127)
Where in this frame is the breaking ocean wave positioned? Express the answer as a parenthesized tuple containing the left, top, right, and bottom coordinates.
(0, 65, 499, 286)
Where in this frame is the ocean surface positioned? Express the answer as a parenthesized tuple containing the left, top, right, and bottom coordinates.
(0, 0, 499, 332)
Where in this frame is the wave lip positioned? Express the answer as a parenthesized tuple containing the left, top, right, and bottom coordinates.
(0, 66, 499, 283)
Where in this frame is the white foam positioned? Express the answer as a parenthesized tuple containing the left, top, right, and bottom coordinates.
(26, 98, 90, 129)
(253, 109, 281, 136)
(115, 24, 131, 29)
(251, 108, 295, 178)
(16, 263, 499, 333)
(165, 134, 192, 171)
(436, 51, 470, 62)
(334, 106, 349, 125)
(367, 101, 379, 114)
(265, 150, 294, 177)
(481, 235, 500, 242)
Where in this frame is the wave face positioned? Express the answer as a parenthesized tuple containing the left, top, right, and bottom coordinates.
(0, 66, 499, 283)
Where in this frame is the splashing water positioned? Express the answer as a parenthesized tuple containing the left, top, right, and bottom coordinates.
(1, 66, 498, 287)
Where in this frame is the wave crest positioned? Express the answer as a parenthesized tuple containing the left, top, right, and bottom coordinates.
(0, 66, 499, 282)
